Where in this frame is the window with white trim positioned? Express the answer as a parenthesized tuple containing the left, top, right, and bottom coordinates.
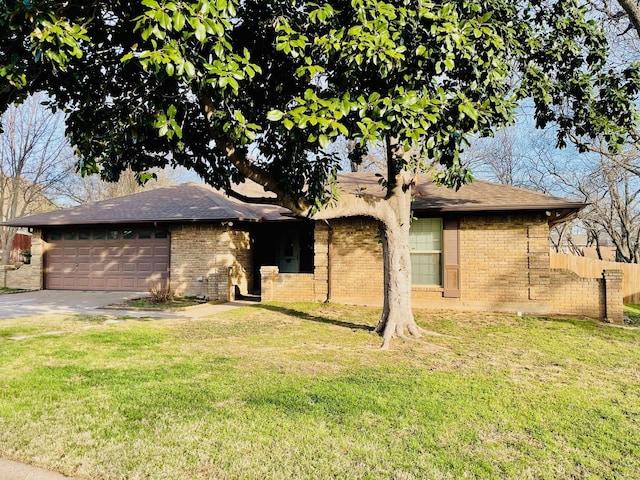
(409, 218, 442, 286)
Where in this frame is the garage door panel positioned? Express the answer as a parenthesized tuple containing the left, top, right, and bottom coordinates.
(138, 263, 152, 272)
(122, 263, 136, 272)
(105, 278, 121, 288)
(105, 262, 121, 273)
(154, 246, 169, 256)
(62, 276, 79, 288)
(89, 278, 105, 289)
(46, 229, 170, 291)
(46, 275, 64, 288)
(154, 262, 168, 271)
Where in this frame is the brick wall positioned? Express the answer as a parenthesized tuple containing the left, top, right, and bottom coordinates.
(254, 214, 621, 321)
(455, 213, 550, 305)
(319, 213, 553, 313)
(4, 228, 43, 290)
(325, 218, 384, 304)
(549, 269, 605, 319)
(261, 267, 316, 302)
(313, 223, 330, 301)
(170, 224, 252, 301)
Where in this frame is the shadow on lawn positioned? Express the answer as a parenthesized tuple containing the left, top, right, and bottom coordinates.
(253, 303, 375, 332)
(533, 314, 639, 337)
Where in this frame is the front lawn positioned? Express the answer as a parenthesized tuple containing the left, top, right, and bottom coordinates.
(0, 304, 639, 479)
(625, 303, 640, 325)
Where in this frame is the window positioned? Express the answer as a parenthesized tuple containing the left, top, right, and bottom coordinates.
(409, 218, 442, 286)
(108, 230, 119, 240)
(79, 232, 91, 240)
(155, 230, 168, 239)
(93, 231, 106, 240)
(139, 231, 152, 239)
(123, 230, 135, 239)
(49, 232, 62, 241)
(63, 232, 76, 240)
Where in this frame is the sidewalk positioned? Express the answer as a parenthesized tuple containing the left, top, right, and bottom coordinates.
(0, 458, 81, 480)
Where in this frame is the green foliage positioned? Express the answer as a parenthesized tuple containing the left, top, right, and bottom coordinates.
(0, 0, 637, 206)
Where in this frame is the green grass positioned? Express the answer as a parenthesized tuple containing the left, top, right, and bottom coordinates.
(1, 304, 639, 479)
(625, 304, 640, 325)
(0, 287, 26, 294)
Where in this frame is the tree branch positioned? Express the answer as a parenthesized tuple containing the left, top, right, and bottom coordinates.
(198, 93, 311, 215)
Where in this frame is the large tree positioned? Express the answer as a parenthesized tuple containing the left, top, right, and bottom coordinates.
(1, 0, 638, 346)
(0, 93, 70, 265)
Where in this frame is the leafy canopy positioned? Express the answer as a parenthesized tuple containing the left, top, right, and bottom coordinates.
(1, 0, 638, 209)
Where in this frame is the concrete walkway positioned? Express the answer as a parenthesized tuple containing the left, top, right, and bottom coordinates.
(0, 290, 256, 478)
(0, 290, 145, 319)
(0, 290, 257, 319)
(0, 458, 80, 480)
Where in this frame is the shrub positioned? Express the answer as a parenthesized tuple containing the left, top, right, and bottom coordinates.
(148, 281, 174, 303)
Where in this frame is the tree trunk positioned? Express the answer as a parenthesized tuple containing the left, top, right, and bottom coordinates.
(307, 169, 422, 349)
(374, 177, 421, 349)
(1, 227, 16, 266)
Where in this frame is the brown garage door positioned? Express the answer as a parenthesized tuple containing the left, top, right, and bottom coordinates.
(45, 228, 170, 291)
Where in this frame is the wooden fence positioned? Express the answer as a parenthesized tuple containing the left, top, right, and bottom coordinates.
(550, 253, 640, 304)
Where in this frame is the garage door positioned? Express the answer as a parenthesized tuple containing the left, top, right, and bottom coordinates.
(45, 228, 170, 291)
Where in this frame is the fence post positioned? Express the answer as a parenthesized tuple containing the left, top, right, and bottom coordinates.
(603, 270, 624, 325)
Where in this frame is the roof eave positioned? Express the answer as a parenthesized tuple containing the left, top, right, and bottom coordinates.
(1, 214, 301, 228)
(413, 202, 586, 214)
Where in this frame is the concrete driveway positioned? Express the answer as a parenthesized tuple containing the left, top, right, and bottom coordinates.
(0, 290, 149, 319)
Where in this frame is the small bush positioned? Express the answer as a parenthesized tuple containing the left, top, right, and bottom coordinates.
(148, 282, 174, 303)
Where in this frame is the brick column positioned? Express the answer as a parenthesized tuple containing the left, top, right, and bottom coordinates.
(603, 270, 624, 325)
(260, 266, 279, 302)
(313, 223, 329, 302)
(207, 267, 233, 302)
(527, 223, 551, 302)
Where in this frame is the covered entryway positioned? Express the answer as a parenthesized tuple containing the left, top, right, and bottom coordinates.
(45, 227, 170, 291)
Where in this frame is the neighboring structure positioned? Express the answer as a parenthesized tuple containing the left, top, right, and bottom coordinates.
(0, 231, 31, 263)
(2, 173, 625, 323)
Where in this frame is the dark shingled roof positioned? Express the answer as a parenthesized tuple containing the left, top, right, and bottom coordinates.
(5, 182, 290, 227)
(5, 173, 584, 228)
(338, 172, 584, 211)
(336, 172, 584, 226)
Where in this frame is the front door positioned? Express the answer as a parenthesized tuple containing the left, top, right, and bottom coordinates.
(277, 231, 300, 273)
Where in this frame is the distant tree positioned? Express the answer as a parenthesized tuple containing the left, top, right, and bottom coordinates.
(2, 0, 638, 347)
(60, 166, 181, 205)
(0, 94, 70, 265)
(573, 152, 640, 262)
